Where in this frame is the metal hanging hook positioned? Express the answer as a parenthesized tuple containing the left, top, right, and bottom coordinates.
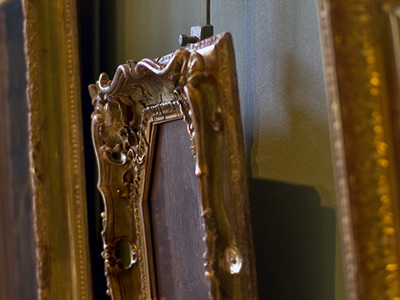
(179, 0, 213, 46)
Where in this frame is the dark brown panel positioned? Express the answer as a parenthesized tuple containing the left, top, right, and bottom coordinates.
(0, 1, 36, 299)
(0, 9, 19, 300)
(149, 120, 209, 300)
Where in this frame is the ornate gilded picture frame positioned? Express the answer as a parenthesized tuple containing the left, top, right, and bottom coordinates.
(22, 0, 92, 299)
(89, 32, 258, 299)
(317, 0, 400, 299)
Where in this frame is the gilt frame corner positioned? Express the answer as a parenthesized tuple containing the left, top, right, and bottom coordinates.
(89, 32, 258, 300)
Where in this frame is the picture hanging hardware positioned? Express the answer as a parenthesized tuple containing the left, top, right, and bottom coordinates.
(179, 0, 213, 46)
(179, 25, 214, 46)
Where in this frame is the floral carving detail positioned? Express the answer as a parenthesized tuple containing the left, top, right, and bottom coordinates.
(91, 88, 148, 210)
(89, 33, 257, 300)
(90, 49, 219, 299)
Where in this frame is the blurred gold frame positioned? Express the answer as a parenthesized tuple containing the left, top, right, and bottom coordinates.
(0, 0, 11, 9)
(23, 0, 92, 299)
(317, 0, 400, 299)
(89, 33, 258, 299)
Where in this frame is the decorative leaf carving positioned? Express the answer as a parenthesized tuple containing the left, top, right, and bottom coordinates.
(90, 32, 258, 300)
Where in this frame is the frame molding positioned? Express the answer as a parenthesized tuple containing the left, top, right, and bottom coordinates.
(89, 32, 258, 299)
(317, 0, 400, 299)
(23, 0, 92, 299)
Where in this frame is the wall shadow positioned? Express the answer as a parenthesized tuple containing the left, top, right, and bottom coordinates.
(249, 178, 336, 300)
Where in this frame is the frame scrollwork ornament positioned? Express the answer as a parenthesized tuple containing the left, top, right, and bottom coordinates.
(90, 32, 258, 300)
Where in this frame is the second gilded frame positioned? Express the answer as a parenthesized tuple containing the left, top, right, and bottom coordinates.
(317, 0, 400, 299)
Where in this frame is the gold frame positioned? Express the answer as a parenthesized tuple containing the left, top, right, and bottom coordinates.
(89, 32, 258, 299)
(23, 0, 92, 299)
(0, 0, 11, 9)
(317, 0, 400, 299)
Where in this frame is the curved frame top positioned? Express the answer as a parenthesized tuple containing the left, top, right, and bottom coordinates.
(89, 32, 258, 300)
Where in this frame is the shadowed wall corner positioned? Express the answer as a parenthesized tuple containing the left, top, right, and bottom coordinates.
(249, 178, 336, 300)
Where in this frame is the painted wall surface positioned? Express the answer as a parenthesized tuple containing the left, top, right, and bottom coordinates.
(114, 0, 346, 299)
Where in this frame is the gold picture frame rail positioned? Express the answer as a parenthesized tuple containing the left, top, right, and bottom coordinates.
(0, 0, 11, 9)
(23, 0, 92, 299)
(317, 0, 400, 299)
(89, 32, 258, 300)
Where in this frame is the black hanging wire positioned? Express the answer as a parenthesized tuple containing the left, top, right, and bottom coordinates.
(200, 0, 210, 25)
(206, 0, 210, 25)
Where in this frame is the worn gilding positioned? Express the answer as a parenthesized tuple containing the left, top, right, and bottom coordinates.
(317, 0, 400, 299)
(22, 0, 92, 299)
(89, 33, 258, 300)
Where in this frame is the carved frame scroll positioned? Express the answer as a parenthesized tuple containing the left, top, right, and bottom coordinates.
(89, 33, 258, 300)
(317, 0, 400, 299)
